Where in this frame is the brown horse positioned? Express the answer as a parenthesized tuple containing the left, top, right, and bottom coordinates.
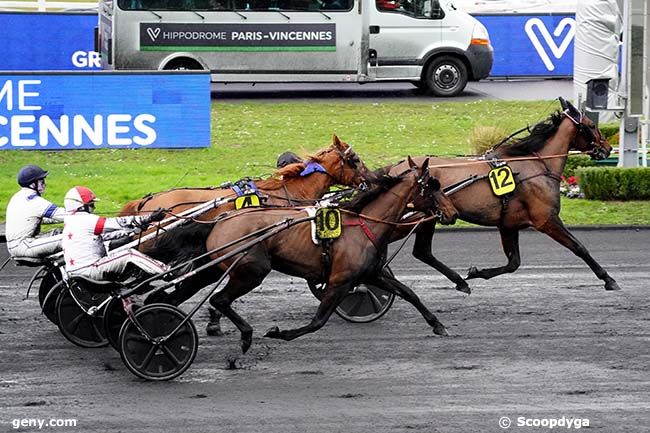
(202, 158, 458, 353)
(120, 134, 373, 217)
(387, 97, 618, 293)
(128, 135, 375, 308)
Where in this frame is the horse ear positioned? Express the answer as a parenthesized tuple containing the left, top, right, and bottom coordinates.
(332, 134, 343, 149)
(566, 99, 581, 117)
(407, 156, 416, 169)
(421, 158, 430, 179)
(558, 97, 568, 110)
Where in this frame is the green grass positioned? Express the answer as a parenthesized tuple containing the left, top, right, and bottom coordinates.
(1, 100, 649, 225)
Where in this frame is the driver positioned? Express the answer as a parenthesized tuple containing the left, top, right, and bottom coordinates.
(5, 165, 65, 260)
(62, 186, 169, 281)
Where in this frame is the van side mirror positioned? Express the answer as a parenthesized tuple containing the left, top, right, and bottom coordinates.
(430, 0, 444, 19)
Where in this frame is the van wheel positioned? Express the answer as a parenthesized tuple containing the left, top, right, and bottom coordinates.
(163, 59, 203, 71)
(425, 56, 468, 97)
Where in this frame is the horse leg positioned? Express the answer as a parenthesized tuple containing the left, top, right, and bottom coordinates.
(370, 268, 449, 336)
(412, 220, 471, 294)
(264, 283, 350, 342)
(466, 228, 521, 280)
(208, 262, 270, 354)
(536, 216, 620, 291)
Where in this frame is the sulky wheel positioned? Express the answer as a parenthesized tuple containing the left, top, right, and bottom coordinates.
(55, 287, 109, 348)
(39, 269, 62, 324)
(307, 280, 396, 324)
(103, 296, 128, 351)
(119, 304, 198, 381)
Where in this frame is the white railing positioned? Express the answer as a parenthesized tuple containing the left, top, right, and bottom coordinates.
(0, 0, 97, 11)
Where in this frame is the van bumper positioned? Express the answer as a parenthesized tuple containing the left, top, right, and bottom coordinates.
(466, 44, 493, 80)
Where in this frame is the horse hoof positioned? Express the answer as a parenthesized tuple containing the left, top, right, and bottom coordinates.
(466, 266, 479, 280)
(456, 283, 471, 295)
(241, 339, 252, 354)
(605, 280, 621, 291)
(206, 323, 224, 337)
(264, 326, 281, 339)
(433, 325, 450, 336)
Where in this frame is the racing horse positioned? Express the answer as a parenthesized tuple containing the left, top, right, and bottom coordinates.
(202, 158, 458, 353)
(120, 134, 373, 217)
(123, 135, 376, 309)
(386, 97, 618, 293)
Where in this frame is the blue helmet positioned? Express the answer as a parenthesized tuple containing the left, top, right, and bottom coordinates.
(17, 165, 48, 187)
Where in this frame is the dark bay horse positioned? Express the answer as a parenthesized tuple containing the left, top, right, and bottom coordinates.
(202, 159, 458, 353)
(126, 135, 375, 308)
(387, 98, 618, 293)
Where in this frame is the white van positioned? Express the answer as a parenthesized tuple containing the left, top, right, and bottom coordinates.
(97, 0, 493, 96)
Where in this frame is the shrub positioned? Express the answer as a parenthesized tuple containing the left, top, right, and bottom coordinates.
(468, 126, 508, 155)
(563, 155, 597, 177)
(577, 167, 650, 200)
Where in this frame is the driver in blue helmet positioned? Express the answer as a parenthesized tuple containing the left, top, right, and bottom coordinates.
(5, 165, 65, 260)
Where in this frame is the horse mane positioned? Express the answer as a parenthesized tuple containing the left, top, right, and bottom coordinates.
(255, 148, 330, 190)
(340, 175, 402, 213)
(500, 111, 564, 157)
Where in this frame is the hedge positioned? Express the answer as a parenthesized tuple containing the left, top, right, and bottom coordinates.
(563, 155, 597, 178)
(577, 167, 650, 200)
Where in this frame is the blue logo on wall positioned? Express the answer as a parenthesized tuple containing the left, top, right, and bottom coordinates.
(0, 73, 211, 150)
(475, 14, 575, 77)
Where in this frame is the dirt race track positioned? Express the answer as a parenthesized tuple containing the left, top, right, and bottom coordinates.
(1, 228, 649, 433)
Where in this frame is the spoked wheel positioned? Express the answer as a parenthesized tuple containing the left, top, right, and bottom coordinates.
(307, 280, 396, 324)
(55, 287, 109, 348)
(39, 269, 62, 324)
(119, 304, 198, 381)
(104, 296, 127, 351)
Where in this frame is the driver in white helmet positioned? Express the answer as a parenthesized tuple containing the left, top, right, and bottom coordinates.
(5, 165, 65, 260)
(62, 186, 169, 282)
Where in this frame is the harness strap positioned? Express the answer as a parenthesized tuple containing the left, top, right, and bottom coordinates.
(343, 217, 379, 250)
(281, 182, 295, 206)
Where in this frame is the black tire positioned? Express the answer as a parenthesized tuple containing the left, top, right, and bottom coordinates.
(307, 280, 396, 324)
(119, 304, 198, 381)
(163, 58, 203, 71)
(41, 279, 64, 325)
(103, 296, 127, 351)
(424, 56, 468, 97)
(55, 287, 109, 348)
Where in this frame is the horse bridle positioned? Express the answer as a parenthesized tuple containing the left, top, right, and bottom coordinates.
(563, 109, 609, 160)
(331, 145, 371, 190)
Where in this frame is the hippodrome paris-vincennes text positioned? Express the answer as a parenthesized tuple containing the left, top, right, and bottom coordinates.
(160, 30, 333, 42)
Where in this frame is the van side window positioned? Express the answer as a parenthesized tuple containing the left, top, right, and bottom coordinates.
(376, 0, 435, 18)
(118, 0, 353, 11)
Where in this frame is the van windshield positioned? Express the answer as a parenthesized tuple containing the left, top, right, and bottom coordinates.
(117, 0, 354, 11)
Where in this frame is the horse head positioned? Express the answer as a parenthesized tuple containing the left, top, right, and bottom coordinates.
(408, 157, 459, 225)
(310, 134, 376, 188)
(559, 97, 612, 160)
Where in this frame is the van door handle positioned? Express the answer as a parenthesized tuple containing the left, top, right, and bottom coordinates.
(369, 26, 380, 34)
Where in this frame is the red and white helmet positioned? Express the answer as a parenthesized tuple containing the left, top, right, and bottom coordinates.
(64, 186, 98, 212)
